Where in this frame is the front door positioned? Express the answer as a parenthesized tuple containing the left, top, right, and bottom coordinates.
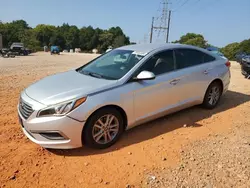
(132, 50, 181, 122)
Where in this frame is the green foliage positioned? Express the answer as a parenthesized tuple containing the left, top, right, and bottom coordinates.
(99, 32, 114, 52)
(175, 33, 250, 60)
(33, 24, 57, 47)
(221, 39, 250, 60)
(0, 20, 29, 47)
(21, 29, 41, 51)
(221, 43, 240, 60)
(0, 20, 130, 53)
(113, 35, 126, 48)
(79, 26, 96, 51)
(173, 33, 207, 48)
(238, 39, 250, 54)
(183, 37, 207, 48)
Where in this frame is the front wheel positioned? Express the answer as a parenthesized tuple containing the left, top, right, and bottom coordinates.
(202, 81, 222, 109)
(83, 108, 124, 149)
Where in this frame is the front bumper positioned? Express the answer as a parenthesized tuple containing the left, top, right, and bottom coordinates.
(18, 94, 85, 149)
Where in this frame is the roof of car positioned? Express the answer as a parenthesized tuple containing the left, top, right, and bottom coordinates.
(117, 43, 194, 54)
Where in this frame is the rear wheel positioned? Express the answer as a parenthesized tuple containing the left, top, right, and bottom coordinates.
(83, 108, 124, 149)
(202, 81, 222, 109)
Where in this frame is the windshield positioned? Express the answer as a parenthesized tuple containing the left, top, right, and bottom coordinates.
(77, 49, 145, 80)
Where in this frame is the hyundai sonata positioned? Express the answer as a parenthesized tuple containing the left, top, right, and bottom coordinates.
(18, 43, 230, 149)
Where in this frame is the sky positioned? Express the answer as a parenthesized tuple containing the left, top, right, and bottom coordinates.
(0, 0, 249, 47)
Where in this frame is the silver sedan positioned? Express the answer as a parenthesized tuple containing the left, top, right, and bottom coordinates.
(18, 43, 231, 149)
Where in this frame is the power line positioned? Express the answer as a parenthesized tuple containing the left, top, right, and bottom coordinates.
(194, 0, 222, 12)
(172, 0, 190, 12)
(177, 0, 202, 12)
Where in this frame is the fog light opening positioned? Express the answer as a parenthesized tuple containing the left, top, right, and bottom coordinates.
(39, 132, 66, 140)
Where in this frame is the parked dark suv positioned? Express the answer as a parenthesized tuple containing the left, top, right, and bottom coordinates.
(235, 52, 247, 63)
(241, 55, 250, 78)
(10, 43, 28, 55)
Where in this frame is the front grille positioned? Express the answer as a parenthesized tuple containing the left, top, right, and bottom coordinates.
(19, 99, 34, 119)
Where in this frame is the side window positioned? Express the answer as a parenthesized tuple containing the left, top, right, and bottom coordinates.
(174, 49, 205, 69)
(138, 50, 174, 76)
(175, 49, 216, 70)
(204, 53, 216, 63)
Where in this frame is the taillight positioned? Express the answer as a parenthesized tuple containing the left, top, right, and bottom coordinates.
(225, 61, 231, 67)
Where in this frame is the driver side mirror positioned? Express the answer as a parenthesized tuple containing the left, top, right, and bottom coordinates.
(134, 71, 155, 81)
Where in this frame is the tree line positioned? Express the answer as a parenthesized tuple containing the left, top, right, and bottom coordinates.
(1, 20, 249, 59)
(173, 33, 250, 60)
(221, 39, 250, 60)
(0, 20, 131, 53)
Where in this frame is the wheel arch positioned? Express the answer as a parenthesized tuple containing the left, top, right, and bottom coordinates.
(203, 78, 224, 103)
(81, 104, 128, 144)
(209, 78, 224, 92)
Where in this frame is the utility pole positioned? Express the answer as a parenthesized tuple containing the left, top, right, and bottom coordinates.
(149, 0, 170, 43)
(166, 10, 171, 43)
(150, 17, 154, 43)
(0, 34, 2, 49)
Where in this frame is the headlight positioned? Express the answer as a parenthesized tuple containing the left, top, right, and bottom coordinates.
(37, 97, 87, 117)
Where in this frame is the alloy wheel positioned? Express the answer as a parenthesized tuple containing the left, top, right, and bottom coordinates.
(208, 86, 220, 105)
(92, 114, 119, 144)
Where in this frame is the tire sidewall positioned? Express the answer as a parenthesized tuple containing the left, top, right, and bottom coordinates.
(203, 82, 222, 109)
(83, 108, 124, 149)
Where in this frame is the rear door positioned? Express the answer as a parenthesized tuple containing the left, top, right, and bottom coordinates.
(172, 48, 217, 105)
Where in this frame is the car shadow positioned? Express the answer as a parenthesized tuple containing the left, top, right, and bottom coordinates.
(49, 90, 250, 156)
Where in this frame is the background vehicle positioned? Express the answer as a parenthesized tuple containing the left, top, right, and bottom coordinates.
(0, 48, 16, 58)
(241, 55, 250, 78)
(18, 44, 230, 149)
(10, 42, 24, 48)
(10, 42, 28, 56)
(206, 47, 227, 59)
(51, 46, 60, 55)
(235, 52, 247, 63)
(25, 48, 32, 54)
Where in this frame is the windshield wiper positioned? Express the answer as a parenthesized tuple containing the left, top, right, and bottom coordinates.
(78, 70, 116, 80)
(80, 70, 105, 79)
(88, 72, 104, 79)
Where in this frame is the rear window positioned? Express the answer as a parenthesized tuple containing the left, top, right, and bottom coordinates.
(204, 53, 216, 63)
(174, 49, 216, 70)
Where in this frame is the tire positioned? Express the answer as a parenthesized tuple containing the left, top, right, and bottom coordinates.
(202, 81, 223, 109)
(83, 108, 124, 149)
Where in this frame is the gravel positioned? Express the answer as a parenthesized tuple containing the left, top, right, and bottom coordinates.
(143, 123, 250, 188)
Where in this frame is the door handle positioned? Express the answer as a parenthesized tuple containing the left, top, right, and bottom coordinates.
(203, 70, 209, 74)
(170, 79, 180, 85)
(203, 68, 212, 75)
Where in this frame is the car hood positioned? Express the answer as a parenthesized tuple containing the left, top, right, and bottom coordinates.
(25, 70, 117, 105)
